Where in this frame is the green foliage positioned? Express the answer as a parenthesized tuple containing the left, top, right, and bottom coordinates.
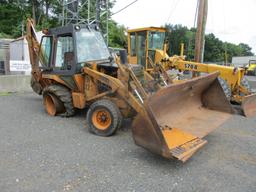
(0, 0, 253, 57)
(238, 43, 254, 56)
(108, 21, 126, 48)
(204, 33, 225, 62)
(0, 33, 12, 39)
(0, 92, 11, 96)
(0, 2, 23, 37)
(166, 24, 196, 60)
(165, 24, 254, 62)
(0, 0, 126, 47)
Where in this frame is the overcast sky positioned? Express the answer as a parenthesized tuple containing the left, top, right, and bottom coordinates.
(112, 0, 256, 54)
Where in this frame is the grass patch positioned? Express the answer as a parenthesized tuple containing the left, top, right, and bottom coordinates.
(0, 92, 11, 96)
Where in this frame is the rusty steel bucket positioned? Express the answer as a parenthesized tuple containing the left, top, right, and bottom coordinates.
(132, 72, 234, 162)
(241, 94, 256, 117)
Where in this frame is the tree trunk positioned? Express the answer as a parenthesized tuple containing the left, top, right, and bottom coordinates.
(32, 0, 36, 25)
(46, 1, 49, 19)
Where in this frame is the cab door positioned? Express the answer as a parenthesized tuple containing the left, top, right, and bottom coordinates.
(137, 31, 147, 67)
(53, 34, 75, 75)
(128, 32, 137, 64)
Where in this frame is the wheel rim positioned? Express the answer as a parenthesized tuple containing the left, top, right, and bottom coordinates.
(44, 94, 57, 116)
(92, 109, 112, 130)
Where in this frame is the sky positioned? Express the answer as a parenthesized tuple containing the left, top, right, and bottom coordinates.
(112, 0, 256, 54)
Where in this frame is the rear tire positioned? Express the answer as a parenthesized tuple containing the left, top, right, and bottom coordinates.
(86, 99, 123, 137)
(42, 84, 75, 117)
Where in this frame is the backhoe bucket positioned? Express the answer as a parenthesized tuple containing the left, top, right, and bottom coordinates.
(132, 72, 234, 162)
(241, 94, 256, 117)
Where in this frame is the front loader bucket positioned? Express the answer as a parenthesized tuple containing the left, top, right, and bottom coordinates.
(132, 72, 234, 162)
(241, 94, 256, 117)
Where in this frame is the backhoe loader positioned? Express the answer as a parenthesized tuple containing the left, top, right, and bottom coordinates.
(127, 27, 256, 117)
(26, 19, 234, 162)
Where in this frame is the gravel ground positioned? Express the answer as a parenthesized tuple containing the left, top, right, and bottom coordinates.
(0, 92, 256, 192)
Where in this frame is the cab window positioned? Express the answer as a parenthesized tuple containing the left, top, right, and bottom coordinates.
(55, 35, 74, 70)
(40, 36, 52, 67)
(148, 31, 165, 50)
(130, 32, 136, 56)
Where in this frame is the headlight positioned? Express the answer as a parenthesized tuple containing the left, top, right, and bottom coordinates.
(75, 25, 81, 31)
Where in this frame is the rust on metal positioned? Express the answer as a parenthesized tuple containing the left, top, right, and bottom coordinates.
(72, 92, 86, 109)
(43, 93, 65, 116)
(242, 94, 256, 117)
(132, 72, 233, 162)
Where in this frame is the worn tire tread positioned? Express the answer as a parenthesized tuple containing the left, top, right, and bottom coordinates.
(86, 99, 122, 137)
(42, 84, 75, 117)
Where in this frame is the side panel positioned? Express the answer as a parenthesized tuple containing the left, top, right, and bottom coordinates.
(72, 92, 86, 109)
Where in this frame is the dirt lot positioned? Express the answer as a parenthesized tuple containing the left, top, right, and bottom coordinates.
(0, 92, 256, 192)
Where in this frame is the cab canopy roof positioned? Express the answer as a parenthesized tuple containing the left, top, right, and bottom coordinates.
(128, 27, 167, 33)
(47, 23, 99, 35)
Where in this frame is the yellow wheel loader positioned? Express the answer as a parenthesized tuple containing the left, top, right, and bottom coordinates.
(27, 19, 234, 162)
(246, 60, 256, 76)
(127, 27, 256, 117)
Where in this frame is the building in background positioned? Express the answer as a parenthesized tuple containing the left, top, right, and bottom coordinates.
(232, 56, 256, 68)
(0, 39, 13, 75)
(9, 31, 43, 75)
(9, 36, 31, 75)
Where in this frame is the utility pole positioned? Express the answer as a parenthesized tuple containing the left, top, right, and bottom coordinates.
(194, 0, 208, 63)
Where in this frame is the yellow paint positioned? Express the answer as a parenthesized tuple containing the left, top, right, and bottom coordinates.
(128, 27, 166, 33)
(162, 128, 197, 149)
(126, 27, 250, 103)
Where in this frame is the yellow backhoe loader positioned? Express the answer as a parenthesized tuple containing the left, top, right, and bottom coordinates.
(127, 27, 256, 117)
(26, 19, 234, 162)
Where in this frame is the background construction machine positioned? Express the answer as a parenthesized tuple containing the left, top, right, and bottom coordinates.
(127, 27, 256, 117)
(246, 60, 256, 76)
(26, 19, 234, 162)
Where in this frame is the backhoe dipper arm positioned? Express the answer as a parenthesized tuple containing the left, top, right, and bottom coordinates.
(26, 18, 41, 73)
(159, 54, 245, 91)
(162, 55, 234, 74)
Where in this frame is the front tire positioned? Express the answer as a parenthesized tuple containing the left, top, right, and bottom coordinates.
(86, 99, 123, 137)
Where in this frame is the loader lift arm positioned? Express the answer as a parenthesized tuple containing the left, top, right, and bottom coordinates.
(127, 27, 256, 117)
(82, 62, 234, 162)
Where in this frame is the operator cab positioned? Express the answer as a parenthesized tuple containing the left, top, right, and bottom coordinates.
(127, 27, 167, 70)
(39, 24, 114, 75)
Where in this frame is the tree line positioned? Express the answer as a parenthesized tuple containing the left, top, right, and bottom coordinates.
(166, 24, 254, 63)
(0, 1, 254, 62)
(0, 0, 126, 47)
